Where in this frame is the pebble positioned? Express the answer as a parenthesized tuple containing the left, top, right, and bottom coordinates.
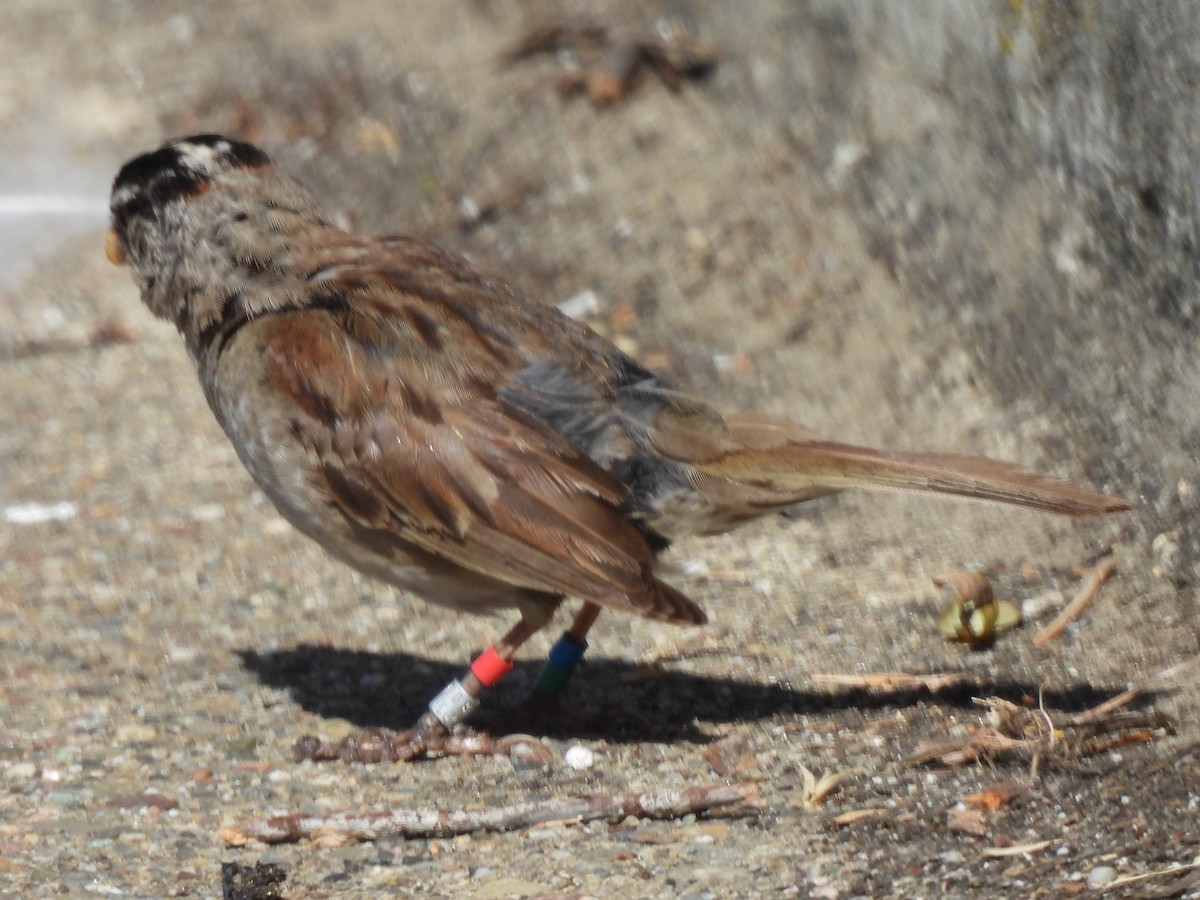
(1151, 532, 1180, 576)
(564, 745, 595, 770)
(1087, 866, 1117, 889)
(189, 503, 225, 522)
(114, 724, 158, 743)
(46, 791, 83, 808)
(5, 762, 37, 781)
(1022, 589, 1064, 621)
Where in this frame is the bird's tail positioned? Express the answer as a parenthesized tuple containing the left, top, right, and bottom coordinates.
(697, 432, 1130, 517)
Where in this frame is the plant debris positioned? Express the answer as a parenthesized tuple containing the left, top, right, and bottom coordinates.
(903, 694, 1173, 772)
(980, 839, 1050, 858)
(220, 782, 760, 846)
(1096, 861, 1200, 895)
(502, 18, 718, 106)
(797, 765, 862, 808)
(962, 780, 1027, 810)
(832, 808, 890, 827)
(810, 671, 979, 693)
(1033, 555, 1117, 647)
(902, 654, 1200, 772)
(946, 805, 987, 837)
(703, 733, 757, 776)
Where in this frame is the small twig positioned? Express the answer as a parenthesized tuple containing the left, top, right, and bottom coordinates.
(1099, 861, 1200, 893)
(810, 672, 975, 693)
(221, 782, 760, 846)
(833, 808, 890, 827)
(1072, 652, 1200, 725)
(1037, 687, 1057, 750)
(1033, 555, 1116, 647)
(981, 839, 1051, 858)
(904, 692, 1173, 770)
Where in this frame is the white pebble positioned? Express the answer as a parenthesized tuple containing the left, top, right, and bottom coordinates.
(190, 503, 225, 523)
(1087, 866, 1117, 889)
(458, 196, 481, 223)
(1022, 589, 1063, 621)
(564, 745, 595, 770)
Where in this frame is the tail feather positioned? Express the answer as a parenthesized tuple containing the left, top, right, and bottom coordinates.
(699, 439, 1130, 517)
(637, 578, 708, 625)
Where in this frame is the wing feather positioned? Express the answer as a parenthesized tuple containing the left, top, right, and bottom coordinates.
(262, 299, 704, 625)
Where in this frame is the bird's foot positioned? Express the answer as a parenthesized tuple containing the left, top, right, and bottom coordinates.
(292, 713, 550, 764)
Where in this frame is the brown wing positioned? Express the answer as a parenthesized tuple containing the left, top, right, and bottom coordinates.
(260, 301, 704, 626)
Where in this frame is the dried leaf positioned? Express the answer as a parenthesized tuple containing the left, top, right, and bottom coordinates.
(797, 765, 862, 807)
(703, 733, 756, 776)
(947, 806, 987, 837)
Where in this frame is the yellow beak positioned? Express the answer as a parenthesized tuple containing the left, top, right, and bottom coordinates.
(105, 229, 127, 265)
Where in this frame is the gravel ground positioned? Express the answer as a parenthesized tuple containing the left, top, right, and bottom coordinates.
(2, 2, 1197, 897)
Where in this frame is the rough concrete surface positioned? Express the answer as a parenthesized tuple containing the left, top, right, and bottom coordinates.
(1, 1, 1197, 897)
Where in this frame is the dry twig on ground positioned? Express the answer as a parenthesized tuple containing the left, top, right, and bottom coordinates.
(1033, 555, 1117, 647)
(903, 681, 1176, 771)
(221, 782, 760, 846)
(811, 671, 978, 693)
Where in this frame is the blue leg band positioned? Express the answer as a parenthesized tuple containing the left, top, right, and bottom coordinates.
(535, 633, 589, 694)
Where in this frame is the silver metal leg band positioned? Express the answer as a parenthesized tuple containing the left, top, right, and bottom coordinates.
(428, 678, 479, 728)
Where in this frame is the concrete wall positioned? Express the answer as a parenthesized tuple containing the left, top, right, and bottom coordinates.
(799, 0, 1200, 549)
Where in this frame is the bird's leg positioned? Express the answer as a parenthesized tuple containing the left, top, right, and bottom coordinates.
(294, 614, 552, 764)
(504, 601, 649, 732)
(399, 614, 554, 762)
(423, 614, 542, 728)
(530, 601, 602, 699)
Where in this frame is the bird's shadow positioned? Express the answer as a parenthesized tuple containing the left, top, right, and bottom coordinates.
(238, 643, 1160, 745)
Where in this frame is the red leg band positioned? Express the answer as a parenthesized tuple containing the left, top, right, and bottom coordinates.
(470, 645, 514, 687)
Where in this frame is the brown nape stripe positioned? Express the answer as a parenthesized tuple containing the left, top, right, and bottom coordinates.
(196, 294, 257, 357)
(196, 291, 350, 357)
